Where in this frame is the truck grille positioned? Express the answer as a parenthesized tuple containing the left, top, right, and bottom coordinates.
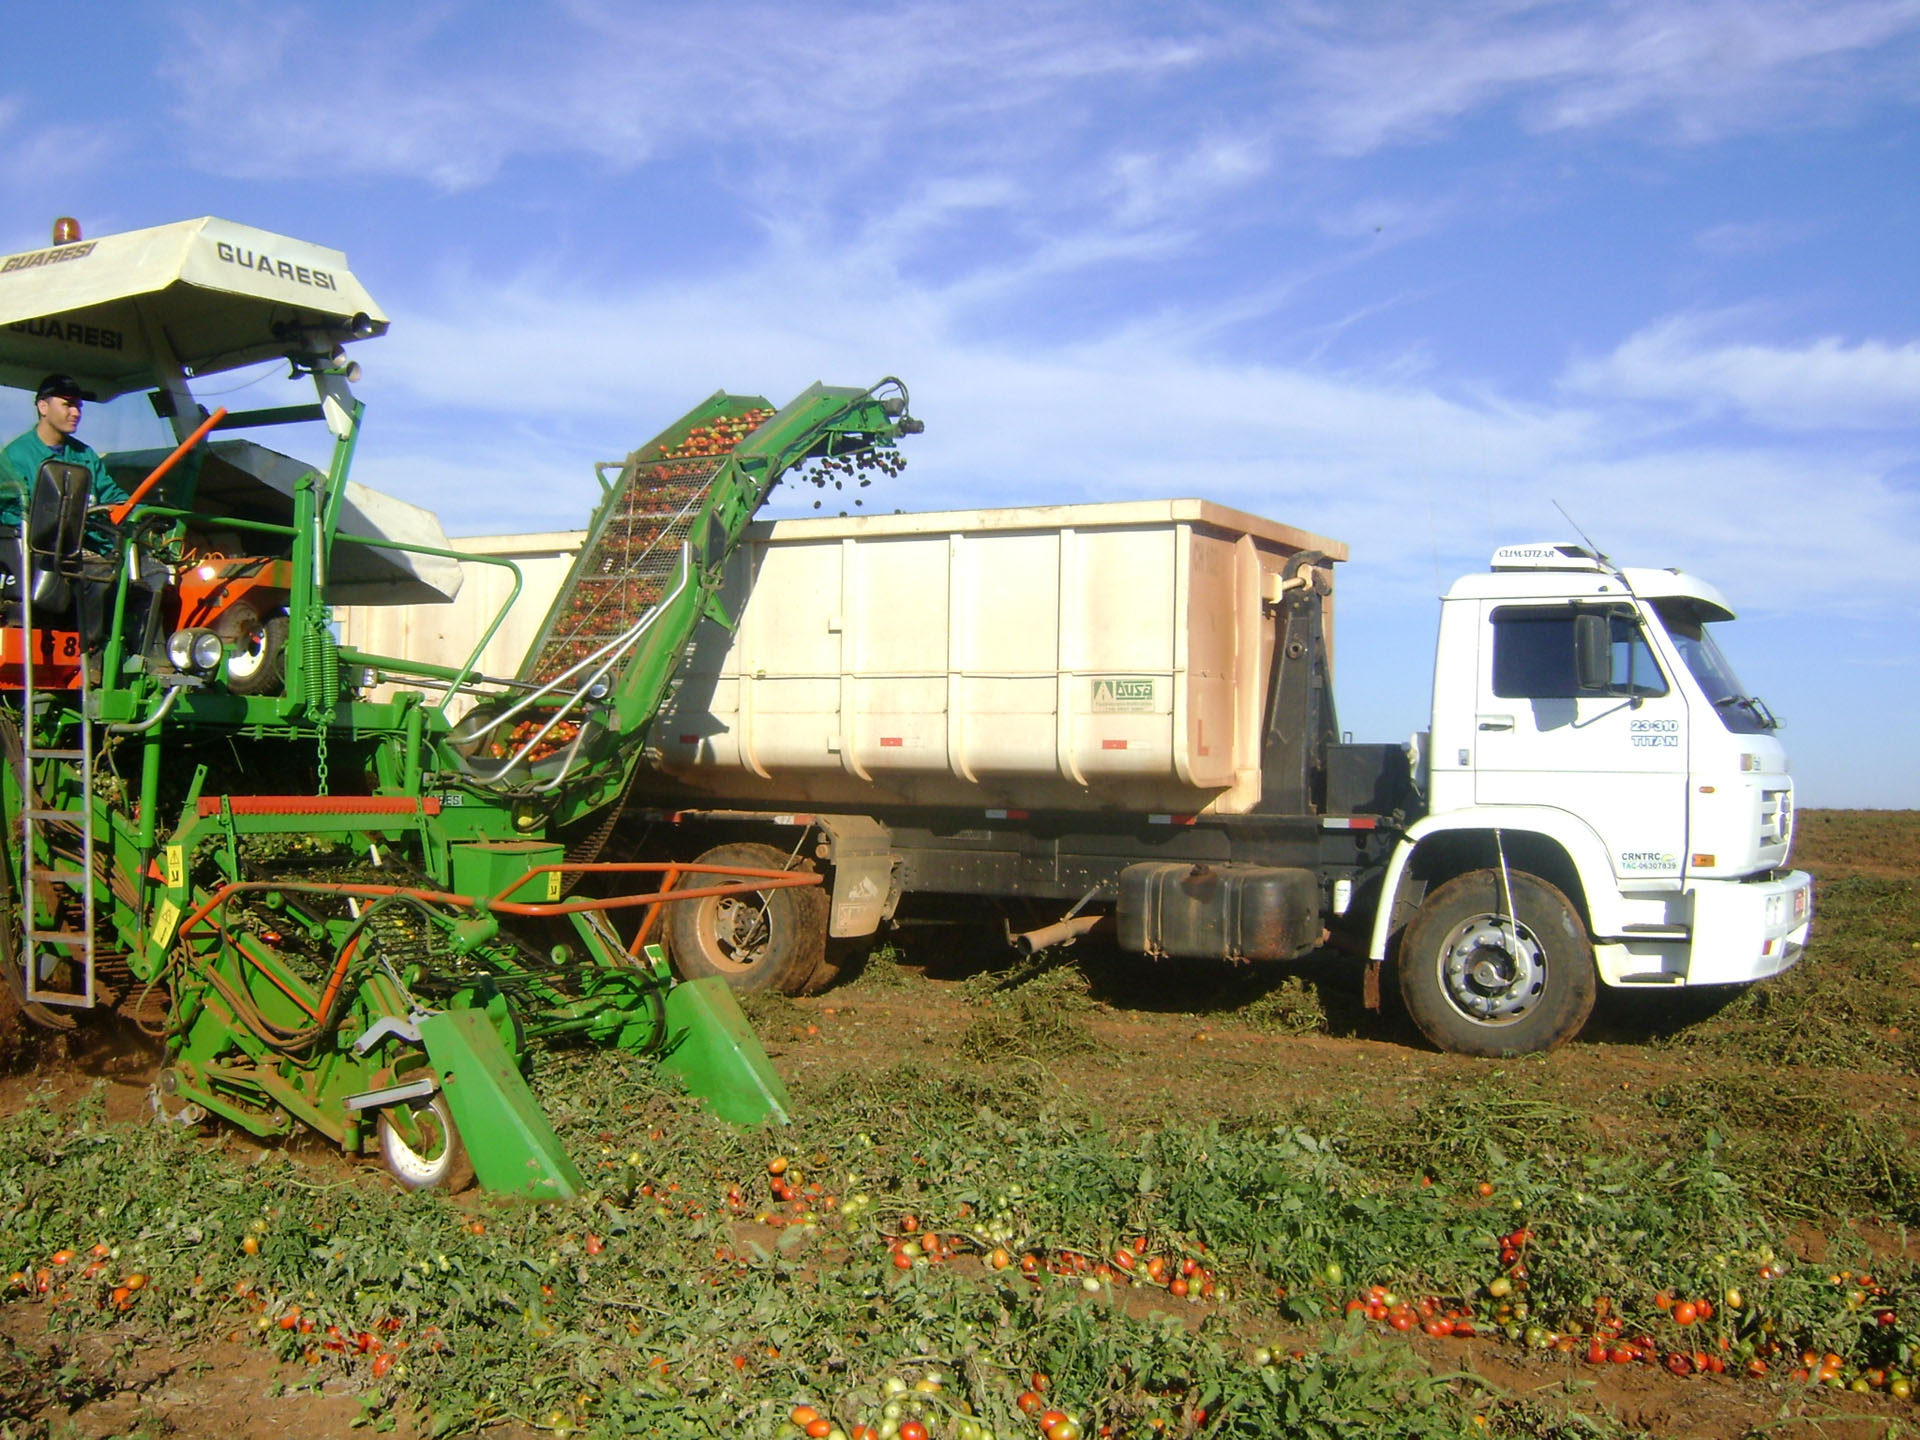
(1760, 789, 1793, 847)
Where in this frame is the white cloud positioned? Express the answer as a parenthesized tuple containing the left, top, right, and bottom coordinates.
(0, 94, 116, 212)
(161, 3, 1203, 194)
(349, 240, 1919, 625)
(1277, 0, 1920, 153)
(1693, 219, 1816, 256)
(1564, 313, 1920, 430)
(161, 1, 1920, 208)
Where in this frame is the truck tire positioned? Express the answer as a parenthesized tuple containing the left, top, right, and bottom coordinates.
(665, 843, 829, 995)
(1397, 869, 1595, 1057)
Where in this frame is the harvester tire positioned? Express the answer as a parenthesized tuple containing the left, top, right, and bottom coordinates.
(218, 602, 288, 696)
(665, 842, 829, 995)
(378, 1094, 474, 1192)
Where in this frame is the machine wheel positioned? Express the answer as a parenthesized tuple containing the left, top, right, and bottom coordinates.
(218, 602, 288, 696)
(377, 1094, 474, 1192)
(665, 843, 828, 995)
(1397, 869, 1596, 1057)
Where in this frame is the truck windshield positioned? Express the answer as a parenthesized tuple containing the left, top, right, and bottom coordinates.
(1651, 601, 1776, 734)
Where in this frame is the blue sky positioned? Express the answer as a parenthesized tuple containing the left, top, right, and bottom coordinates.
(4, 1, 1917, 807)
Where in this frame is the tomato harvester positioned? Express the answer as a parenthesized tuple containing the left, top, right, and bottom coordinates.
(0, 217, 920, 1195)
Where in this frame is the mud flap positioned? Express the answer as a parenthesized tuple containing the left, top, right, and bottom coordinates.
(657, 975, 792, 1127)
(418, 1008, 585, 1200)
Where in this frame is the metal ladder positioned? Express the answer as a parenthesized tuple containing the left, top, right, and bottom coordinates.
(14, 539, 97, 1010)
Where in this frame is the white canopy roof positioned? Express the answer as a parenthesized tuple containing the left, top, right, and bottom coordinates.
(0, 217, 388, 400)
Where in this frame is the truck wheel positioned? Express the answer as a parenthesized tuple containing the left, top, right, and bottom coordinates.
(1397, 869, 1595, 1057)
(666, 843, 828, 995)
(218, 602, 288, 696)
(378, 1094, 474, 1192)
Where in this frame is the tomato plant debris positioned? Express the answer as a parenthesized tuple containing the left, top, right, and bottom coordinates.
(1, 809, 1917, 1439)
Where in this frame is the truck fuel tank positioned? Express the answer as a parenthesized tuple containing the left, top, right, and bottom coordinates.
(1116, 861, 1322, 962)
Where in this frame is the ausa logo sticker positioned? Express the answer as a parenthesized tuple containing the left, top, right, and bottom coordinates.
(1091, 678, 1156, 712)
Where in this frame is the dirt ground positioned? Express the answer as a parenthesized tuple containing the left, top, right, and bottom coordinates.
(2, 809, 1916, 1439)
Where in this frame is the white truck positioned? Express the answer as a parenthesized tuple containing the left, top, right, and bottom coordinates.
(342, 494, 1812, 1058)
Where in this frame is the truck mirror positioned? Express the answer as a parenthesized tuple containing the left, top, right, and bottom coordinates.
(1573, 611, 1612, 692)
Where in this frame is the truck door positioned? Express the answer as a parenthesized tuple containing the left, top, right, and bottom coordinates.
(1472, 602, 1688, 885)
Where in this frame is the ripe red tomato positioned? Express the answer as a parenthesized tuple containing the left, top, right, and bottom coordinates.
(1672, 1301, 1698, 1326)
(1018, 1390, 1044, 1414)
(899, 1422, 928, 1440)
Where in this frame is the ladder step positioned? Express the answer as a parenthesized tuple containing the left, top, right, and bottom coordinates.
(28, 930, 91, 946)
(25, 748, 87, 761)
(21, 989, 92, 1009)
(22, 808, 84, 821)
(28, 868, 88, 884)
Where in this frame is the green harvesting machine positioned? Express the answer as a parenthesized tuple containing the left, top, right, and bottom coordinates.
(0, 216, 920, 1196)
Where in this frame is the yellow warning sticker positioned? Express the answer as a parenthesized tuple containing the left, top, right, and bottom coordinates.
(547, 870, 563, 902)
(164, 844, 184, 889)
(151, 898, 181, 950)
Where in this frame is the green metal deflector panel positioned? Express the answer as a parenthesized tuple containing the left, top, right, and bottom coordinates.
(419, 1008, 585, 1200)
(658, 975, 792, 1127)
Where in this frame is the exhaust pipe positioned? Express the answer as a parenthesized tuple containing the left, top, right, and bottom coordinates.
(1009, 913, 1103, 955)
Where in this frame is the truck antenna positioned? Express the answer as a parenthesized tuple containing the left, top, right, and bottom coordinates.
(1552, 500, 1612, 569)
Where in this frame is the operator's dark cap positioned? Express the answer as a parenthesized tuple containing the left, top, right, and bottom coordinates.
(34, 373, 96, 402)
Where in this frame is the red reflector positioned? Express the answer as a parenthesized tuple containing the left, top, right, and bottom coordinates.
(1101, 739, 1128, 750)
(1322, 817, 1378, 831)
(880, 737, 903, 747)
(985, 809, 1030, 821)
(679, 735, 699, 745)
(1148, 814, 1196, 826)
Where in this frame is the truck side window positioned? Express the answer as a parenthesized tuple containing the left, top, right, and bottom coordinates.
(1608, 622, 1668, 696)
(1491, 606, 1667, 699)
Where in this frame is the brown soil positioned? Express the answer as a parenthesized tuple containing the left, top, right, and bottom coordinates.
(3, 809, 1917, 1438)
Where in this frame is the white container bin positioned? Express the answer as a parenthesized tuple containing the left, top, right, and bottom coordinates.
(649, 499, 1344, 815)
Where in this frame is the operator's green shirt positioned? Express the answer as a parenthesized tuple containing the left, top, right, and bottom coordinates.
(0, 427, 131, 536)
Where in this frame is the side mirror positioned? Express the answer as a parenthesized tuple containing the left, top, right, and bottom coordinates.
(1573, 611, 1612, 692)
(28, 459, 92, 557)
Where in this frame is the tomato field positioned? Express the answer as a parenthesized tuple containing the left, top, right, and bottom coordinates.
(3, 810, 1917, 1440)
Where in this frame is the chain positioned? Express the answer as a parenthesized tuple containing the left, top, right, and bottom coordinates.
(315, 718, 330, 796)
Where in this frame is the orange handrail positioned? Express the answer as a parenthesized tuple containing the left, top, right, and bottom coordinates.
(110, 406, 227, 524)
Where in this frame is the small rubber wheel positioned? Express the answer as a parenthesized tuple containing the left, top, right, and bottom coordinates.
(378, 1094, 475, 1192)
(218, 601, 288, 696)
(665, 842, 828, 995)
(1397, 869, 1596, 1057)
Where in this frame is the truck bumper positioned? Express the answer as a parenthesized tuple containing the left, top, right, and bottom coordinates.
(1680, 869, 1813, 986)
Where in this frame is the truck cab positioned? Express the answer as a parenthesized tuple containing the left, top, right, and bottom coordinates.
(1373, 541, 1812, 1055)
